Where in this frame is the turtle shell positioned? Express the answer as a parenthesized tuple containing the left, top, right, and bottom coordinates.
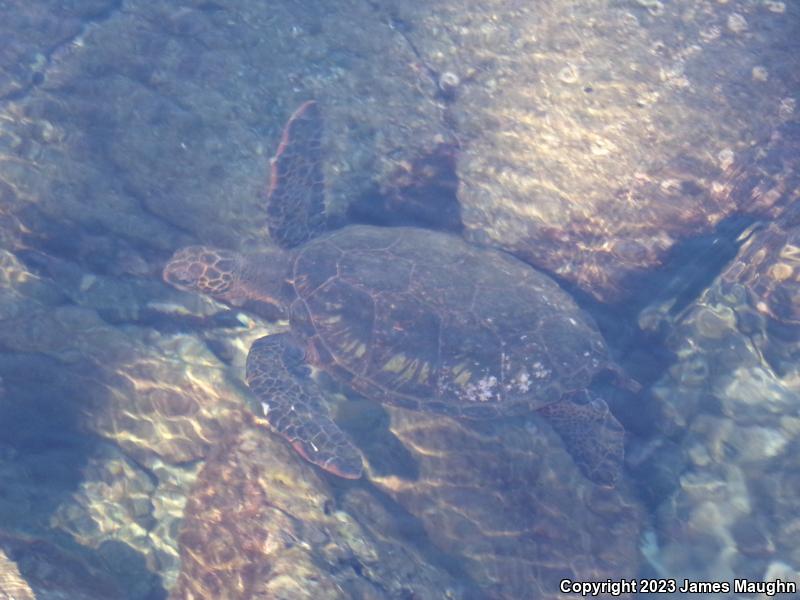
(287, 225, 609, 417)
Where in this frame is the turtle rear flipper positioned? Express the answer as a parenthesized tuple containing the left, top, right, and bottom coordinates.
(266, 100, 327, 249)
(246, 333, 363, 479)
(536, 392, 624, 487)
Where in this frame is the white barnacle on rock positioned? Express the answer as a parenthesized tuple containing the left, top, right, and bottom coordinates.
(438, 71, 461, 96)
(718, 148, 735, 171)
(261, 401, 270, 417)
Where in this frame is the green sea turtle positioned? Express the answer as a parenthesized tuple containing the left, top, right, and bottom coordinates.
(163, 101, 631, 486)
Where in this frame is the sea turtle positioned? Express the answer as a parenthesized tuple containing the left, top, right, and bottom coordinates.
(163, 101, 631, 486)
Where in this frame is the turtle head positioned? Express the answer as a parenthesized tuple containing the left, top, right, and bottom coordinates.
(163, 246, 246, 304)
(164, 245, 292, 310)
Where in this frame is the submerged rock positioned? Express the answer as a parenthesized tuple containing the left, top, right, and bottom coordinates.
(0, 529, 126, 600)
(368, 406, 644, 599)
(641, 202, 800, 588)
(375, 0, 799, 302)
(170, 424, 464, 599)
(352, 408, 645, 599)
(168, 400, 643, 599)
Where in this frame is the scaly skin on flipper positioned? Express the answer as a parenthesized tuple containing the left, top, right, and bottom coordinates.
(245, 333, 364, 479)
(536, 393, 624, 487)
(266, 100, 326, 250)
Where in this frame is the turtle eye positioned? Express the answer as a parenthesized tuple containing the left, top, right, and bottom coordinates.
(169, 274, 193, 290)
(174, 271, 198, 286)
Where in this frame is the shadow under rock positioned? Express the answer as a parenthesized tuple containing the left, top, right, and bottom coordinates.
(344, 143, 463, 234)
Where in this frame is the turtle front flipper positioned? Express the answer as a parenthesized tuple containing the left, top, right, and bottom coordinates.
(245, 333, 363, 479)
(266, 101, 327, 249)
(536, 392, 624, 487)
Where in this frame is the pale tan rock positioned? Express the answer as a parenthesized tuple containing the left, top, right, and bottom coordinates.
(0, 547, 34, 600)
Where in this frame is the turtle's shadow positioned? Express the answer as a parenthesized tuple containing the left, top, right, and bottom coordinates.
(335, 394, 421, 480)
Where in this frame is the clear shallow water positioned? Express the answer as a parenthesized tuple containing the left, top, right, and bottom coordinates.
(0, 0, 798, 598)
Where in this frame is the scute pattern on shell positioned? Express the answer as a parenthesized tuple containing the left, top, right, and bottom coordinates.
(289, 225, 609, 416)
